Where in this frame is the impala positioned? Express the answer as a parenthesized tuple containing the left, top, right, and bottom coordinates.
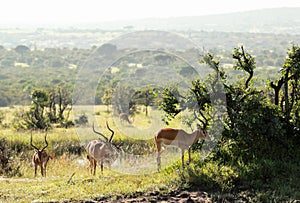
(154, 124, 210, 171)
(86, 122, 119, 175)
(119, 113, 132, 124)
(30, 132, 51, 177)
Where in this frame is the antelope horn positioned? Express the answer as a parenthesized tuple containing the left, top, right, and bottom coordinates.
(30, 132, 40, 151)
(106, 121, 115, 142)
(193, 110, 207, 129)
(92, 123, 108, 142)
(41, 133, 49, 151)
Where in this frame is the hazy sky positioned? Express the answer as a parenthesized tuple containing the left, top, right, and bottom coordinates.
(1, 0, 300, 25)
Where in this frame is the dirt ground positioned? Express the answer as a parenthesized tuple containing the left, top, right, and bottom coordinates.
(65, 188, 251, 203)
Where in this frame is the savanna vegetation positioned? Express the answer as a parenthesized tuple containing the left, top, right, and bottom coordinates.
(0, 39, 299, 202)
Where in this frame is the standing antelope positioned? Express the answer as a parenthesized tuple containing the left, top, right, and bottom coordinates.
(30, 132, 51, 177)
(154, 124, 210, 171)
(119, 113, 132, 125)
(86, 122, 119, 175)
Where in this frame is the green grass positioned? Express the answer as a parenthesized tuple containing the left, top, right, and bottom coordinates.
(0, 170, 179, 202)
(0, 106, 185, 202)
(1, 106, 300, 202)
(0, 153, 180, 202)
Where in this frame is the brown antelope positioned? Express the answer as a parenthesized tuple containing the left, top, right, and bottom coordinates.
(86, 122, 119, 175)
(119, 113, 132, 124)
(154, 124, 210, 171)
(30, 132, 51, 177)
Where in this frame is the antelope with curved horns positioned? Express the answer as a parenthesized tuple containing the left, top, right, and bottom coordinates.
(154, 124, 210, 171)
(86, 121, 119, 175)
(30, 131, 51, 177)
(119, 113, 132, 125)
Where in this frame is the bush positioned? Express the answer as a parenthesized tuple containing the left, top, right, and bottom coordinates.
(177, 158, 238, 192)
(0, 139, 22, 177)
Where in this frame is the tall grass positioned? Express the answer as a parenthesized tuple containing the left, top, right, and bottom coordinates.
(1, 106, 299, 202)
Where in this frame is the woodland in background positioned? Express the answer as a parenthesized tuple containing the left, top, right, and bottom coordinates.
(0, 33, 299, 201)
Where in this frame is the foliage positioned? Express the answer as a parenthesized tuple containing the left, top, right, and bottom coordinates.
(25, 89, 50, 129)
(112, 84, 137, 116)
(178, 160, 238, 192)
(0, 104, 299, 201)
(0, 139, 21, 177)
(0, 110, 5, 126)
(13, 86, 73, 129)
(132, 86, 158, 116)
(232, 46, 256, 88)
(0, 33, 300, 201)
(14, 45, 30, 55)
(101, 88, 113, 112)
(75, 114, 89, 126)
(158, 85, 181, 124)
(270, 44, 300, 138)
(159, 45, 300, 200)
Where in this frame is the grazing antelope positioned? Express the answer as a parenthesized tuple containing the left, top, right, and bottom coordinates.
(119, 113, 132, 125)
(86, 122, 119, 175)
(154, 124, 210, 171)
(30, 132, 51, 177)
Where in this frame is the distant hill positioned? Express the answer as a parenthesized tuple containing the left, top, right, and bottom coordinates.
(97, 7, 300, 34)
(2, 8, 300, 34)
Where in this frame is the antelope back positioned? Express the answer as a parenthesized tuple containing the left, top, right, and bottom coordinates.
(86, 140, 119, 164)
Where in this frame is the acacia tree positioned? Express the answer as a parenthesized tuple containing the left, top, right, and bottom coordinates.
(57, 86, 72, 123)
(48, 88, 57, 123)
(112, 85, 136, 116)
(102, 88, 113, 112)
(25, 89, 50, 129)
(232, 46, 255, 89)
(160, 46, 291, 163)
(21, 86, 73, 129)
(158, 85, 182, 125)
(14, 45, 30, 55)
(132, 86, 157, 116)
(270, 44, 300, 138)
(47, 86, 73, 127)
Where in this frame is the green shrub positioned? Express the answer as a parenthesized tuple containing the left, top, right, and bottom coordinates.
(0, 139, 22, 177)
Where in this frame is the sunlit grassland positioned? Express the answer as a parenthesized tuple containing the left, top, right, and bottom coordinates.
(0, 105, 189, 202)
(0, 163, 180, 202)
(1, 105, 299, 201)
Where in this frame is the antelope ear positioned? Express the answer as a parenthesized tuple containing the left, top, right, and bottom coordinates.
(196, 124, 201, 130)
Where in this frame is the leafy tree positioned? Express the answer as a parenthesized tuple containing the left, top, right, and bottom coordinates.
(48, 88, 57, 123)
(14, 45, 30, 55)
(56, 86, 72, 122)
(158, 85, 182, 125)
(270, 44, 300, 138)
(232, 46, 256, 89)
(112, 85, 136, 116)
(18, 86, 73, 129)
(160, 46, 296, 165)
(102, 88, 113, 112)
(96, 43, 117, 57)
(25, 89, 50, 129)
(132, 86, 157, 116)
(47, 86, 73, 127)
